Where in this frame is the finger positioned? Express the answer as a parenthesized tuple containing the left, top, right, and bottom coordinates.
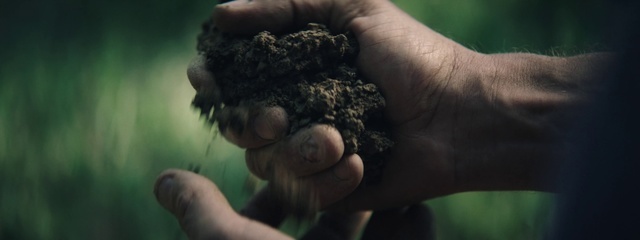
(239, 187, 288, 228)
(213, 0, 332, 34)
(269, 154, 365, 216)
(187, 55, 217, 92)
(154, 169, 292, 240)
(245, 124, 344, 180)
(307, 154, 364, 207)
(217, 105, 289, 149)
(213, 0, 383, 34)
(188, 55, 224, 118)
(361, 204, 435, 240)
(300, 211, 372, 240)
(153, 169, 237, 239)
(252, 154, 362, 219)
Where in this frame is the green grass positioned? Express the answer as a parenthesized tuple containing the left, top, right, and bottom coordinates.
(0, 0, 605, 239)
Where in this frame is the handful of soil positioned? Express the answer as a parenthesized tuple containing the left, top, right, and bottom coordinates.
(193, 20, 393, 185)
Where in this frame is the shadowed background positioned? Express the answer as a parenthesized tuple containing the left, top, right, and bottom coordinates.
(0, 0, 609, 239)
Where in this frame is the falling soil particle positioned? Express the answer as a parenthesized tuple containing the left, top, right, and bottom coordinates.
(193, 20, 393, 185)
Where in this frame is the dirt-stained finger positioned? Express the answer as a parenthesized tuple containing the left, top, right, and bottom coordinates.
(155, 169, 295, 240)
(218, 105, 289, 149)
(187, 55, 217, 92)
(245, 144, 279, 180)
(213, 0, 376, 34)
(260, 154, 364, 219)
(306, 154, 364, 207)
(213, 0, 333, 35)
(245, 124, 344, 180)
(288, 124, 345, 176)
(253, 107, 289, 141)
(153, 169, 238, 239)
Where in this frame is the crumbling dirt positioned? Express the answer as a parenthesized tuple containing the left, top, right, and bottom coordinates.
(193, 20, 393, 185)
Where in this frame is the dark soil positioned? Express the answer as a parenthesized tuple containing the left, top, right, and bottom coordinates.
(193, 20, 393, 185)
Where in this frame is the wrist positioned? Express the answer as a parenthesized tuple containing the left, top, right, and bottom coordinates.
(452, 53, 588, 193)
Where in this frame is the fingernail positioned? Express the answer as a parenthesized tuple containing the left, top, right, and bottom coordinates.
(154, 176, 175, 200)
(300, 135, 319, 163)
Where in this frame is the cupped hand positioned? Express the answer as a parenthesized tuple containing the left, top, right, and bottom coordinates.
(189, 0, 482, 212)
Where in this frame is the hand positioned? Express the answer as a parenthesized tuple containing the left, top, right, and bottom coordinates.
(191, 0, 602, 212)
(153, 169, 435, 240)
(189, 0, 478, 211)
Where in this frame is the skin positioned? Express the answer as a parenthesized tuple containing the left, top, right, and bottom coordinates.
(156, 0, 613, 239)
(154, 169, 434, 239)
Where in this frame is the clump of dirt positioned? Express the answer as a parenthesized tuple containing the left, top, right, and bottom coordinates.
(193, 20, 392, 185)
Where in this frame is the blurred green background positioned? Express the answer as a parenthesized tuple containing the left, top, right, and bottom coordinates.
(0, 0, 609, 239)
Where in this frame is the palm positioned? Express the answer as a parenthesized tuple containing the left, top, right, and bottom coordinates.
(334, 5, 467, 209)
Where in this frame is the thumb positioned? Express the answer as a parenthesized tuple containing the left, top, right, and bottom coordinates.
(212, 0, 370, 34)
(154, 169, 238, 239)
(154, 169, 292, 240)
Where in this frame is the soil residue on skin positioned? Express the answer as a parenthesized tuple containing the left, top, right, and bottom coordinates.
(193, 20, 393, 185)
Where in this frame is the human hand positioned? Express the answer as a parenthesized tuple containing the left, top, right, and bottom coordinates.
(153, 169, 435, 240)
(188, 0, 484, 212)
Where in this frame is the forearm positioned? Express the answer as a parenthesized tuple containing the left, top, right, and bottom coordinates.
(453, 52, 614, 192)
